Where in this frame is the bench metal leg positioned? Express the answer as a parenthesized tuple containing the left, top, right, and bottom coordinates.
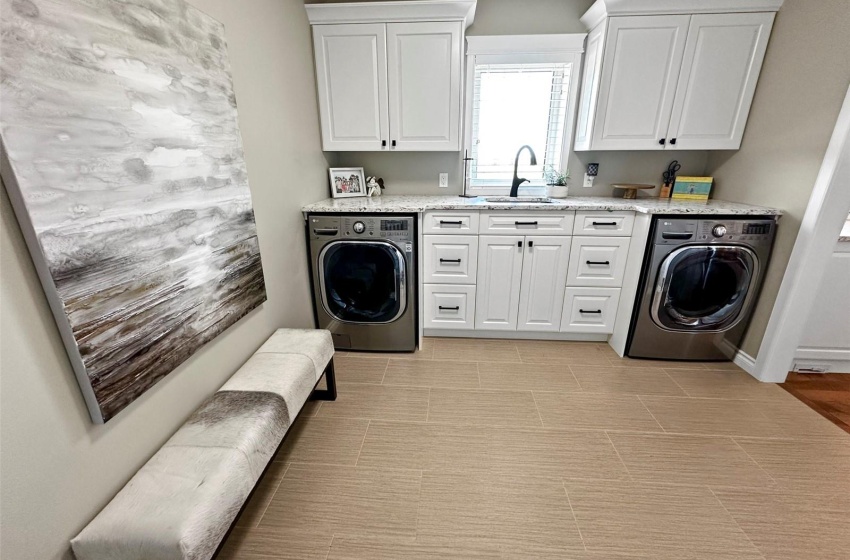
(310, 358, 337, 401)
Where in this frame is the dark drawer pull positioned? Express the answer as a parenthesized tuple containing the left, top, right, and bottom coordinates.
(313, 228, 339, 236)
(515, 221, 538, 226)
(586, 260, 610, 265)
(438, 306, 460, 311)
(440, 220, 463, 225)
(579, 309, 602, 314)
(439, 258, 462, 264)
(592, 221, 618, 226)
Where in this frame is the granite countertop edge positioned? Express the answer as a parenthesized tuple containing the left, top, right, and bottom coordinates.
(301, 195, 783, 216)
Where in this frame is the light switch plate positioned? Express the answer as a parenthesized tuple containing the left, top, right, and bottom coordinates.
(439, 173, 448, 188)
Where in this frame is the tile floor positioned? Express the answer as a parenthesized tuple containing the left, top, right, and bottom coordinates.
(220, 338, 850, 560)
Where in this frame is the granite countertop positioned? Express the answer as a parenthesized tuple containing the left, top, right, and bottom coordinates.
(302, 195, 782, 216)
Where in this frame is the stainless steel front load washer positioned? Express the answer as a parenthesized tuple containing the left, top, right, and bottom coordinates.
(626, 216, 776, 361)
(307, 214, 416, 352)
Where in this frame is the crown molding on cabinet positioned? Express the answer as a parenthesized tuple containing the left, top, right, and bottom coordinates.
(580, 0, 784, 29)
(305, 0, 476, 28)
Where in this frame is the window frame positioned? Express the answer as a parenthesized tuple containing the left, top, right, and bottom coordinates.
(463, 34, 586, 195)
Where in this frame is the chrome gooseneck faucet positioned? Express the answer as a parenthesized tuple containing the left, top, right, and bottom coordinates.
(510, 145, 538, 197)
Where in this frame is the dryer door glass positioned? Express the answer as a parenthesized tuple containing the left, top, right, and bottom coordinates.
(653, 246, 757, 331)
(320, 241, 407, 324)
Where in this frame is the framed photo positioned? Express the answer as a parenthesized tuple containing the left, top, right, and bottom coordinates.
(329, 167, 366, 198)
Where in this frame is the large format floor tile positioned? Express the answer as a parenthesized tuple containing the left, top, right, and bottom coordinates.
(260, 464, 421, 539)
(317, 383, 429, 422)
(733, 436, 850, 493)
(432, 338, 521, 362)
(477, 361, 581, 392)
(639, 395, 782, 437)
(273, 415, 370, 466)
(218, 527, 332, 560)
(383, 359, 480, 389)
(488, 427, 629, 480)
(515, 340, 612, 366)
(564, 481, 763, 559)
(333, 357, 388, 385)
(607, 432, 774, 488)
(234, 460, 289, 528)
(713, 488, 850, 560)
(533, 391, 664, 432)
(327, 537, 502, 560)
(665, 368, 787, 400)
(427, 388, 542, 427)
(570, 366, 687, 396)
(417, 471, 585, 554)
(356, 421, 490, 471)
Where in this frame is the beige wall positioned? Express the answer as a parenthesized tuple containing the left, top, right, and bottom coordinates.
(0, 1, 329, 558)
(704, 0, 850, 358)
(331, 0, 710, 196)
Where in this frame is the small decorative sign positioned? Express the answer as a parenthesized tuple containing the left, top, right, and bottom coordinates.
(672, 176, 714, 201)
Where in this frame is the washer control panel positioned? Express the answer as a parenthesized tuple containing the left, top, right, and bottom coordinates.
(308, 215, 414, 242)
(654, 218, 775, 245)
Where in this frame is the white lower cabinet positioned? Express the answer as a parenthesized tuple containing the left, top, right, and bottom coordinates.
(517, 236, 571, 332)
(561, 287, 621, 334)
(474, 235, 524, 330)
(567, 236, 630, 287)
(424, 284, 475, 330)
(423, 235, 478, 284)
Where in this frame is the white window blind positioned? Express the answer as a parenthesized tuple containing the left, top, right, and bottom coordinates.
(470, 61, 572, 189)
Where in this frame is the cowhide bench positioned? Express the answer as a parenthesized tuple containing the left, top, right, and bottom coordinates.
(71, 328, 336, 560)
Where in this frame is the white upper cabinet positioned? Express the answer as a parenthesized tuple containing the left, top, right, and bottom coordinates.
(591, 15, 690, 150)
(666, 12, 774, 150)
(387, 22, 462, 150)
(575, 0, 782, 151)
(312, 24, 389, 151)
(307, 1, 473, 152)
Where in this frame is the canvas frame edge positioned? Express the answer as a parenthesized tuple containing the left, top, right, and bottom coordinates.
(1, 136, 107, 424)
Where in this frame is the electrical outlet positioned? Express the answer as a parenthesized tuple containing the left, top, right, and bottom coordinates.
(792, 362, 831, 373)
(439, 173, 448, 188)
(583, 174, 595, 188)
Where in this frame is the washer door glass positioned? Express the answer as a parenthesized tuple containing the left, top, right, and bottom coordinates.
(652, 246, 757, 331)
(320, 241, 407, 324)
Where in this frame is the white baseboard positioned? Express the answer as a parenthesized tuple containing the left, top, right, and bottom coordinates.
(423, 329, 608, 342)
(733, 349, 757, 375)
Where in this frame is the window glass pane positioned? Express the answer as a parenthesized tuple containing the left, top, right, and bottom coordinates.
(470, 62, 570, 187)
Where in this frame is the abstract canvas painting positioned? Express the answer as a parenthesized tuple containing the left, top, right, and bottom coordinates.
(0, 0, 267, 422)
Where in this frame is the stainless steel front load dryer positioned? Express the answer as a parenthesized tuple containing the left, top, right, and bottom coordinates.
(626, 216, 776, 361)
(308, 214, 416, 352)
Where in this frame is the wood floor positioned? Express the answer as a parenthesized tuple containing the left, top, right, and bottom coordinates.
(781, 372, 850, 434)
(220, 338, 850, 560)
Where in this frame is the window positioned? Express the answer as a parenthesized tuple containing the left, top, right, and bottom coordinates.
(464, 36, 584, 194)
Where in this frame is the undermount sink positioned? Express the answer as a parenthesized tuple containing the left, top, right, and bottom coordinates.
(480, 196, 559, 204)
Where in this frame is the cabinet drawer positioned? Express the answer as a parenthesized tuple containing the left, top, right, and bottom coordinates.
(479, 212, 575, 236)
(567, 236, 630, 287)
(573, 211, 635, 236)
(423, 211, 479, 234)
(424, 284, 475, 330)
(560, 287, 621, 334)
(424, 235, 478, 284)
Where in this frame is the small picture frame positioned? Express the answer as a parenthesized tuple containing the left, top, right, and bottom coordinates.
(329, 167, 367, 198)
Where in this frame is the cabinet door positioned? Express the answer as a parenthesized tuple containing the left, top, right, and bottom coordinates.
(567, 237, 631, 288)
(313, 24, 389, 151)
(666, 13, 774, 150)
(475, 235, 524, 331)
(561, 287, 621, 334)
(574, 23, 606, 151)
(517, 236, 571, 332)
(591, 15, 690, 150)
(386, 22, 462, 151)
